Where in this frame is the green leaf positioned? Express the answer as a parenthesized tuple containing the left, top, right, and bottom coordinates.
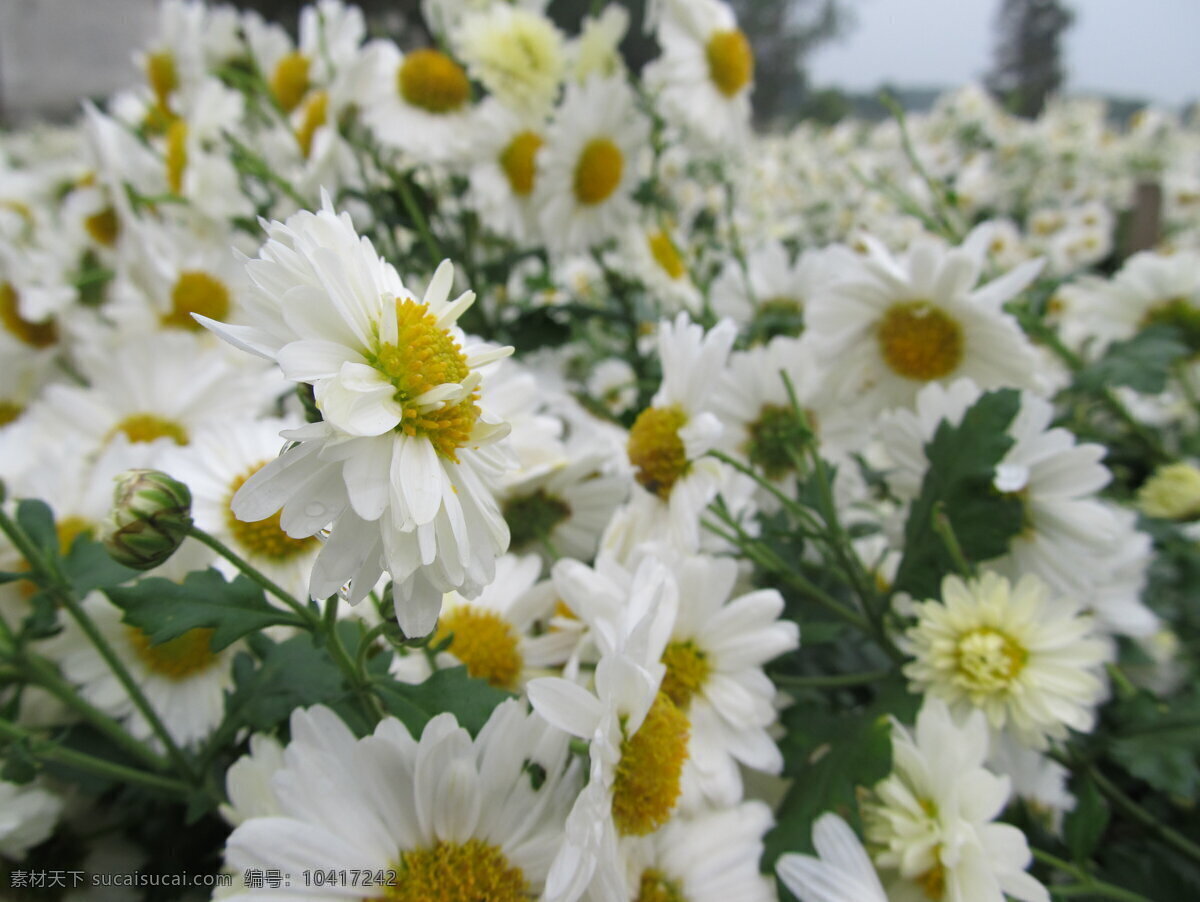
(16, 499, 58, 557)
(892, 389, 1024, 601)
(225, 636, 347, 733)
(1075, 325, 1189, 394)
(105, 569, 304, 651)
(1109, 690, 1200, 798)
(1064, 773, 1110, 862)
(374, 667, 514, 738)
(60, 534, 140, 594)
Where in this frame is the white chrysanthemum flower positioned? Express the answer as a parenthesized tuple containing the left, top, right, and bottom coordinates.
(615, 219, 702, 314)
(223, 700, 581, 901)
(138, 0, 243, 113)
(465, 100, 548, 245)
(862, 698, 1050, 902)
(46, 591, 236, 749)
(624, 801, 776, 902)
(363, 41, 476, 165)
(803, 229, 1045, 416)
(197, 197, 513, 635)
(623, 313, 736, 552)
(902, 571, 1112, 749)
(567, 5, 629, 83)
(777, 813, 889, 902)
(219, 733, 285, 827)
(159, 418, 322, 602)
(453, 5, 565, 115)
(532, 76, 649, 256)
(0, 779, 64, 860)
(644, 0, 755, 149)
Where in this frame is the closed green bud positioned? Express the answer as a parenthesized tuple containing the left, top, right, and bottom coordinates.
(99, 469, 193, 571)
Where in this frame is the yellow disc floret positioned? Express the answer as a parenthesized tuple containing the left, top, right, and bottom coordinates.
(499, 130, 543, 196)
(635, 869, 687, 902)
(382, 839, 528, 902)
(0, 401, 23, 427)
(270, 51, 311, 113)
(113, 414, 190, 446)
(162, 270, 231, 330)
(225, 468, 317, 561)
(371, 298, 480, 463)
(296, 90, 329, 159)
(627, 405, 690, 500)
(434, 604, 523, 689)
(706, 29, 754, 97)
(877, 301, 964, 381)
(647, 230, 686, 280)
(145, 50, 178, 108)
(1, 282, 57, 348)
(611, 692, 689, 836)
(954, 627, 1027, 696)
(398, 49, 471, 114)
(165, 119, 188, 195)
(127, 626, 218, 680)
(84, 207, 120, 248)
(660, 640, 710, 711)
(573, 138, 623, 205)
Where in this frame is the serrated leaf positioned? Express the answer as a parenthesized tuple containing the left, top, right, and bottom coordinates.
(1109, 690, 1200, 798)
(16, 499, 57, 557)
(374, 667, 514, 738)
(105, 569, 304, 651)
(225, 637, 347, 733)
(61, 534, 139, 593)
(1075, 325, 1188, 394)
(892, 389, 1024, 601)
(1064, 773, 1109, 862)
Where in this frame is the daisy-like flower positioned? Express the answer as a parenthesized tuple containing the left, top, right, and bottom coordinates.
(624, 801, 776, 902)
(0, 779, 63, 860)
(466, 100, 549, 246)
(196, 197, 513, 635)
(623, 313, 736, 552)
(363, 41, 476, 165)
(532, 76, 649, 256)
(644, 0, 755, 149)
(615, 218, 702, 314)
(776, 813, 889, 902)
(803, 229, 1045, 416)
(902, 571, 1112, 750)
(453, 5, 566, 115)
(861, 698, 1049, 902)
(159, 418, 321, 602)
(223, 700, 581, 901)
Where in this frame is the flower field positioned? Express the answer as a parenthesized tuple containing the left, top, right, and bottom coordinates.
(1, 1, 1199, 900)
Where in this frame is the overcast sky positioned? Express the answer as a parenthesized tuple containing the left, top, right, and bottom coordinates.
(807, 0, 1199, 108)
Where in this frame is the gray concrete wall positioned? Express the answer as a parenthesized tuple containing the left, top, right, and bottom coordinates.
(0, 0, 157, 124)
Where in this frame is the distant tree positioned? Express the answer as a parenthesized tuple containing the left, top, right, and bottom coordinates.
(986, 0, 1074, 118)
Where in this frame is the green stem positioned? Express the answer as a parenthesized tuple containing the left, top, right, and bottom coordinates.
(393, 171, 443, 266)
(773, 669, 893, 689)
(322, 598, 385, 725)
(0, 719, 191, 798)
(1085, 763, 1200, 866)
(1032, 849, 1152, 902)
(186, 526, 317, 629)
(931, 502, 976, 578)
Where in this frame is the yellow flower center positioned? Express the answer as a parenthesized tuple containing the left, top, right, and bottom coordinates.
(296, 90, 329, 159)
(225, 468, 318, 562)
(1141, 296, 1200, 354)
(635, 868, 687, 902)
(113, 414, 190, 446)
(647, 230, 686, 280)
(381, 840, 528, 902)
(705, 29, 754, 97)
(433, 605, 523, 690)
(126, 626, 219, 680)
(627, 405, 690, 500)
(165, 119, 188, 195)
(499, 130, 543, 196)
(84, 207, 120, 248)
(612, 692, 689, 836)
(503, 489, 571, 551)
(877, 301, 964, 381)
(145, 50, 178, 107)
(954, 627, 1027, 694)
(660, 640, 710, 711)
(162, 270, 231, 330)
(270, 51, 311, 113)
(573, 138, 623, 206)
(0, 282, 57, 348)
(0, 400, 23, 427)
(370, 298, 480, 463)
(398, 49, 471, 114)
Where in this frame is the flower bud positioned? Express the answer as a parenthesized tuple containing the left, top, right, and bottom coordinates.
(1137, 461, 1200, 521)
(99, 469, 193, 570)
